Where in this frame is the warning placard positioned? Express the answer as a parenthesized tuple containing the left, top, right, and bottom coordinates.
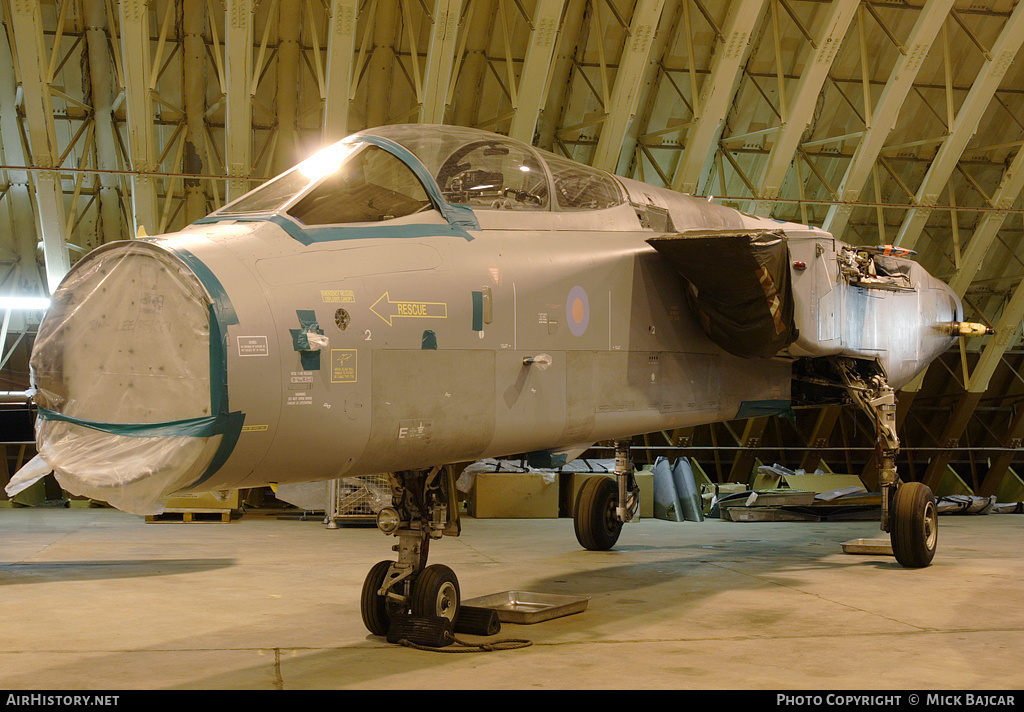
(331, 349, 357, 383)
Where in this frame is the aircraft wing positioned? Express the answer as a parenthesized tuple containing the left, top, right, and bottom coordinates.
(646, 228, 796, 359)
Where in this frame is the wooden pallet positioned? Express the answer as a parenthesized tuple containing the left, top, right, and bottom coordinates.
(145, 508, 233, 523)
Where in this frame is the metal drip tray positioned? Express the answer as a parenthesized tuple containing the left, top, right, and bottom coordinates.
(841, 538, 894, 555)
(461, 591, 590, 624)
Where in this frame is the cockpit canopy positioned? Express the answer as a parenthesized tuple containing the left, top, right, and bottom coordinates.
(210, 124, 624, 227)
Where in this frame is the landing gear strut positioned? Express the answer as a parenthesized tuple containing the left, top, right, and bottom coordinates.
(837, 359, 937, 568)
(360, 466, 462, 635)
(573, 439, 639, 551)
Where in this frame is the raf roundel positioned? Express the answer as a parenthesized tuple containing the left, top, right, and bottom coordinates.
(567, 285, 590, 337)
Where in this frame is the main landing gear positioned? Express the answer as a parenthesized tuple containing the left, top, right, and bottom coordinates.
(836, 358, 937, 567)
(575, 359, 938, 569)
(360, 466, 462, 635)
(573, 440, 639, 551)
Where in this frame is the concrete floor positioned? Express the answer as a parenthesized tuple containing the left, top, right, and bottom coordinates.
(1, 505, 1023, 691)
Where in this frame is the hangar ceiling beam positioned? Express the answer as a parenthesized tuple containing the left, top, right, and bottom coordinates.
(225, 0, 254, 201)
(591, 0, 666, 173)
(536, 1, 588, 151)
(799, 404, 842, 474)
(449, 0, 492, 129)
(874, 0, 993, 414)
(978, 397, 1024, 497)
(364, 0, 397, 128)
(820, 0, 955, 239)
(0, 23, 40, 295)
(183, 0, 210, 224)
(83, 0, 126, 245)
(117, 0, 160, 237)
(947, 145, 1024, 297)
(923, 277, 1024, 491)
(751, 0, 858, 217)
(272, 0, 302, 173)
(894, 2, 1024, 253)
(670, 0, 766, 195)
(7, 0, 70, 292)
(508, 0, 565, 145)
(420, 0, 464, 124)
(729, 416, 769, 483)
(323, 0, 358, 143)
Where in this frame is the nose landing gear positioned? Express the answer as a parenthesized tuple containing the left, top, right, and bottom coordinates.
(360, 466, 462, 635)
(837, 358, 937, 568)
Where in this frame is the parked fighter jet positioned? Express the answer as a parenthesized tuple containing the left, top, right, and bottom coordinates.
(7, 124, 987, 634)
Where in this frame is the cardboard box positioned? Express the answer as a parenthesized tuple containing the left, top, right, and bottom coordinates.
(565, 472, 654, 519)
(469, 472, 559, 518)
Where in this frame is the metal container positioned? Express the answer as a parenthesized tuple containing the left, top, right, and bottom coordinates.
(461, 591, 590, 624)
(841, 538, 893, 555)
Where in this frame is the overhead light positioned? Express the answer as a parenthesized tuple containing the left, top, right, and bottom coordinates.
(0, 297, 50, 310)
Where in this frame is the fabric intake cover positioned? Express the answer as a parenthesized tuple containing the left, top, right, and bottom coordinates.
(647, 229, 796, 359)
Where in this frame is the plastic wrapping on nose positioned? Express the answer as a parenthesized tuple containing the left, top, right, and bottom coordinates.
(7, 421, 223, 515)
(14, 241, 228, 514)
(32, 243, 212, 424)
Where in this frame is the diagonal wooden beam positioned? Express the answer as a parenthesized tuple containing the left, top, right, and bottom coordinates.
(948, 146, 1024, 297)
(670, 0, 767, 195)
(224, 0, 255, 201)
(322, 0, 359, 143)
(750, 0, 859, 216)
(729, 416, 769, 483)
(895, 2, 1024, 253)
(0, 23, 42, 294)
(820, 0, 955, 240)
(978, 396, 1024, 497)
(8, 0, 70, 290)
(923, 277, 1024, 490)
(800, 404, 842, 473)
(509, 0, 566, 144)
(420, 0, 464, 123)
(591, 0, 666, 173)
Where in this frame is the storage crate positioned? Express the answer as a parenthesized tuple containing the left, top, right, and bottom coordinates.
(327, 475, 390, 524)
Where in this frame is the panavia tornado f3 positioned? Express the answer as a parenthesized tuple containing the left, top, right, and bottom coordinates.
(7, 124, 989, 634)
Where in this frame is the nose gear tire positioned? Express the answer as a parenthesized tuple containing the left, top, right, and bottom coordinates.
(411, 563, 461, 622)
(361, 560, 398, 636)
(890, 482, 938, 568)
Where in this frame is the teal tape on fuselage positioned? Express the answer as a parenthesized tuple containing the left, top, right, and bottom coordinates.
(37, 407, 232, 438)
(191, 134, 479, 244)
(195, 209, 476, 245)
(165, 246, 239, 327)
(351, 134, 480, 231)
(154, 246, 245, 488)
(269, 214, 474, 245)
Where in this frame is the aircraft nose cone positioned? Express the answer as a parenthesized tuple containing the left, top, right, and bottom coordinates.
(26, 241, 224, 514)
(914, 275, 963, 378)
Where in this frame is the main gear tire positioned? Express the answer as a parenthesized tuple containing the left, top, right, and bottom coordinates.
(890, 482, 938, 568)
(574, 476, 623, 551)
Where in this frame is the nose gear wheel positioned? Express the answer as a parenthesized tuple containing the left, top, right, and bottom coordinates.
(411, 564, 460, 622)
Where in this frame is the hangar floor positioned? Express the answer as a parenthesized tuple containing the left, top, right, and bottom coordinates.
(1, 506, 1023, 691)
